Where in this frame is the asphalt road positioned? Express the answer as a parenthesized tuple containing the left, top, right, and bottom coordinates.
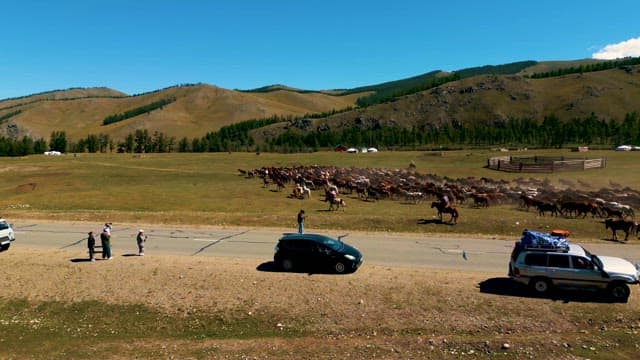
(10, 221, 640, 272)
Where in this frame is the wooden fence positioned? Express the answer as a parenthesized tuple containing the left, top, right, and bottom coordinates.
(487, 156, 606, 173)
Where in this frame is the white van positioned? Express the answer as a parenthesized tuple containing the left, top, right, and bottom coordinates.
(0, 218, 15, 252)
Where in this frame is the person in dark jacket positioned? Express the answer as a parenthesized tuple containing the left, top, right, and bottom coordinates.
(297, 210, 306, 234)
(87, 231, 96, 262)
(136, 229, 147, 256)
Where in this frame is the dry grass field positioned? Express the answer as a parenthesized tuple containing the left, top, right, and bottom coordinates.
(2, 149, 640, 359)
(1, 247, 639, 359)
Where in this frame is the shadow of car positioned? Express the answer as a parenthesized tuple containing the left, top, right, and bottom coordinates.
(478, 277, 622, 304)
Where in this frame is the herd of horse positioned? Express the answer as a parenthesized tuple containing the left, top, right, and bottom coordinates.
(239, 165, 640, 240)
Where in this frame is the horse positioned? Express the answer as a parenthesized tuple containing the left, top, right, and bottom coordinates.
(431, 201, 459, 224)
(604, 218, 637, 241)
(329, 197, 346, 211)
(404, 191, 425, 204)
(601, 206, 623, 219)
(536, 202, 559, 217)
(470, 193, 489, 208)
(519, 193, 541, 211)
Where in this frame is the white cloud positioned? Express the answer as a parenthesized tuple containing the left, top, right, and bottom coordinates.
(592, 37, 640, 59)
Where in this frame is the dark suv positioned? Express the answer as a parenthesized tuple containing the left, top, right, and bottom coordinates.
(274, 233, 363, 273)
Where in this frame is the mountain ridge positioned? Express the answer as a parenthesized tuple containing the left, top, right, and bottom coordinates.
(2, 58, 638, 144)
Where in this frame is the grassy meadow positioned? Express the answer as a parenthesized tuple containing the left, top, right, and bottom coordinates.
(2, 148, 639, 241)
(3, 151, 640, 359)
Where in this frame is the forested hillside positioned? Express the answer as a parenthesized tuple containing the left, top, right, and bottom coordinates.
(2, 57, 640, 155)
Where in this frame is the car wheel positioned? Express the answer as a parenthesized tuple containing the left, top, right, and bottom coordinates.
(281, 258, 294, 272)
(334, 261, 346, 274)
(608, 282, 630, 302)
(530, 277, 551, 295)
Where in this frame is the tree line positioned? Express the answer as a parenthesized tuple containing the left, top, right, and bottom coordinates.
(2, 112, 640, 156)
(265, 112, 640, 152)
(527, 57, 640, 79)
(102, 97, 176, 125)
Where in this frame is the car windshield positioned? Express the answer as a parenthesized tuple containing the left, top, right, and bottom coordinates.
(591, 254, 603, 270)
(320, 236, 344, 251)
(0, 221, 9, 231)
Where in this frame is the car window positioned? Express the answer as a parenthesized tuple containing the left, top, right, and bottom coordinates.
(281, 240, 308, 251)
(320, 237, 343, 251)
(571, 256, 594, 270)
(0, 221, 8, 231)
(548, 254, 570, 268)
(524, 253, 547, 266)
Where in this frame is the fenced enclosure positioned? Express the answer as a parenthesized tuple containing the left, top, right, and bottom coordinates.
(487, 155, 606, 173)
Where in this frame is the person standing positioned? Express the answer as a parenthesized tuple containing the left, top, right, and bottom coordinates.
(101, 223, 112, 259)
(136, 229, 147, 256)
(87, 231, 96, 262)
(297, 210, 306, 234)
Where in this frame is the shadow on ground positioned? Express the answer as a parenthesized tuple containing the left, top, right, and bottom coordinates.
(478, 277, 621, 304)
(418, 218, 456, 226)
(256, 261, 352, 275)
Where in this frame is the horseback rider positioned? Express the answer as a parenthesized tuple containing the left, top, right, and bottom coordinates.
(439, 193, 450, 209)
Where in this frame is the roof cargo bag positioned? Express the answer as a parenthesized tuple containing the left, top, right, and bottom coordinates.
(520, 229, 569, 251)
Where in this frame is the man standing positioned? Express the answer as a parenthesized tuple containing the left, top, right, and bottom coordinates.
(136, 229, 147, 256)
(297, 210, 306, 234)
(87, 231, 96, 262)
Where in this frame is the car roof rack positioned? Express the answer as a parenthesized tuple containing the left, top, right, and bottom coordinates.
(521, 246, 570, 253)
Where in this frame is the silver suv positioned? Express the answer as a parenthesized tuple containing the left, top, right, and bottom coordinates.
(0, 218, 15, 252)
(509, 241, 639, 302)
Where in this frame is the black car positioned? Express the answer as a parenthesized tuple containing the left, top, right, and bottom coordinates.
(274, 233, 363, 273)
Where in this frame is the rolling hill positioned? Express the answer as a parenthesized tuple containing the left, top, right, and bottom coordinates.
(0, 84, 364, 141)
(2, 58, 640, 146)
(251, 62, 640, 143)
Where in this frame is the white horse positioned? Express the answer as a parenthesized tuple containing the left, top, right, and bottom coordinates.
(329, 197, 346, 211)
(293, 185, 312, 199)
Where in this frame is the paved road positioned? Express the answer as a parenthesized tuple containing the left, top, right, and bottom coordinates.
(11, 221, 640, 273)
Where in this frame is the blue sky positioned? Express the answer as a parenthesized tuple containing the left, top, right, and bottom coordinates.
(2, 0, 639, 100)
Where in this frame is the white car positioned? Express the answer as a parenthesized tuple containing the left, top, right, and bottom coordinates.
(0, 218, 15, 252)
(509, 241, 639, 302)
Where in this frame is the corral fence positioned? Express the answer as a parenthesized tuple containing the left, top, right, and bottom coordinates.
(487, 155, 606, 173)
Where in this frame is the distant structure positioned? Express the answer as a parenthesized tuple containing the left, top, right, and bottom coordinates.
(487, 155, 606, 173)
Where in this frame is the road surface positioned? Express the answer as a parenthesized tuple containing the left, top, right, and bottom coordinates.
(10, 221, 640, 273)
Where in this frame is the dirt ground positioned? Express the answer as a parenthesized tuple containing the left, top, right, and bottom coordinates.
(1, 247, 639, 359)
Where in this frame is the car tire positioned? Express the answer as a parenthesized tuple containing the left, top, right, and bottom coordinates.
(607, 282, 630, 302)
(530, 277, 551, 295)
(334, 261, 346, 274)
(280, 258, 294, 272)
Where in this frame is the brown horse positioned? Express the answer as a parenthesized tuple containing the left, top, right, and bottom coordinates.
(431, 201, 459, 224)
(604, 218, 637, 241)
(471, 193, 489, 208)
(519, 193, 542, 211)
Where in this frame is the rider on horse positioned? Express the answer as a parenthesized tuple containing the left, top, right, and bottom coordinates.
(439, 193, 450, 209)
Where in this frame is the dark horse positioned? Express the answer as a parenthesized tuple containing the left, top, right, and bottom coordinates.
(431, 201, 459, 224)
(604, 218, 637, 241)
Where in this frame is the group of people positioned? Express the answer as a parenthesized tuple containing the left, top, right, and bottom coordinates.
(87, 223, 147, 261)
